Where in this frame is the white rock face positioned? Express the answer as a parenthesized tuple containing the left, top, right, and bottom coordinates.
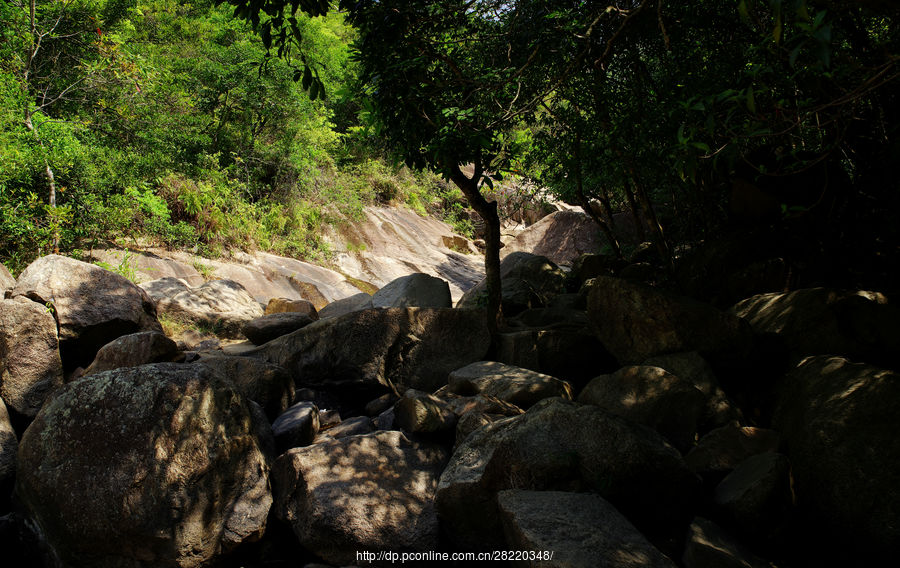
(91, 205, 485, 306)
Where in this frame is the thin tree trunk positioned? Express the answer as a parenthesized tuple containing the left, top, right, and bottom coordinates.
(448, 161, 502, 336)
(574, 136, 622, 258)
(599, 186, 617, 233)
(622, 158, 674, 274)
(622, 177, 646, 242)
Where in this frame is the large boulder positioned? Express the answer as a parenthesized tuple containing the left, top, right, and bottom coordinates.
(448, 361, 573, 409)
(15, 363, 271, 568)
(272, 401, 320, 453)
(498, 308, 618, 390)
(393, 389, 457, 437)
(642, 351, 743, 431)
(11, 255, 161, 369)
(242, 313, 316, 345)
(578, 365, 707, 452)
(772, 355, 900, 564)
(247, 308, 491, 414)
(195, 354, 294, 421)
(435, 398, 699, 550)
(458, 252, 567, 316)
(499, 210, 605, 267)
(0, 297, 64, 418)
(585, 276, 752, 365)
(83, 330, 179, 376)
(497, 490, 677, 568)
(142, 277, 263, 339)
(272, 430, 448, 565)
(372, 273, 452, 308)
(731, 288, 900, 368)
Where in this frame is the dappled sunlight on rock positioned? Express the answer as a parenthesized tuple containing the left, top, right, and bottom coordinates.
(272, 430, 447, 565)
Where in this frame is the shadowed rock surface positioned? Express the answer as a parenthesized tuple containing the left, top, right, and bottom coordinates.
(773, 355, 900, 564)
(196, 354, 295, 421)
(682, 517, 772, 568)
(84, 331, 178, 376)
(272, 430, 448, 565)
(731, 288, 900, 368)
(247, 308, 491, 412)
(498, 490, 678, 568)
(586, 276, 752, 365)
(435, 398, 699, 550)
(458, 252, 567, 316)
(578, 365, 707, 452)
(242, 313, 316, 345)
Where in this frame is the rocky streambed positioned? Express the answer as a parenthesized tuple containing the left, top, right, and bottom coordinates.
(1, 241, 899, 567)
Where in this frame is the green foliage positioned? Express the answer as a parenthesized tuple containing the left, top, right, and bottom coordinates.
(1, 0, 457, 269)
(94, 250, 139, 282)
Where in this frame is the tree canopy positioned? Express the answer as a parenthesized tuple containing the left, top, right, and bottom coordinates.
(3, 0, 898, 300)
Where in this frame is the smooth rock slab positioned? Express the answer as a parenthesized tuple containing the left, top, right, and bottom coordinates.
(15, 363, 271, 568)
(272, 430, 448, 565)
(498, 490, 677, 568)
(318, 292, 373, 320)
(0, 297, 64, 417)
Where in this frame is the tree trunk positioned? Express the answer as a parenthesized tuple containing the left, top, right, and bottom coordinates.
(573, 136, 622, 258)
(448, 162, 502, 336)
(599, 186, 618, 233)
(622, 177, 646, 242)
(623, 162, 674, 274)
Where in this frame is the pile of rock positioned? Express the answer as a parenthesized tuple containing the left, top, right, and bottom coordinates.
(0, 252, 897, 568)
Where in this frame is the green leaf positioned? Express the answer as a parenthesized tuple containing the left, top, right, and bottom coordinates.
(746, 88, 756, 113)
